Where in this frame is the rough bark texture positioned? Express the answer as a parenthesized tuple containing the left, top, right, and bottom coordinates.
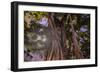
(45, 13, 65, 60)
(68, 15, 84, 59)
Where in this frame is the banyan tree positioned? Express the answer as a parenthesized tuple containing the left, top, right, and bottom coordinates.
(24, 11, 90, 61)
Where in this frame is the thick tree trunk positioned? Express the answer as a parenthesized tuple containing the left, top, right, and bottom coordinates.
(45, 13, 65, 60)
(68, 15, 84, 59)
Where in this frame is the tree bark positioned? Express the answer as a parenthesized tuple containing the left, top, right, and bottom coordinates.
(68, 15, 84, 59)
(45, 13, 65, 60)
